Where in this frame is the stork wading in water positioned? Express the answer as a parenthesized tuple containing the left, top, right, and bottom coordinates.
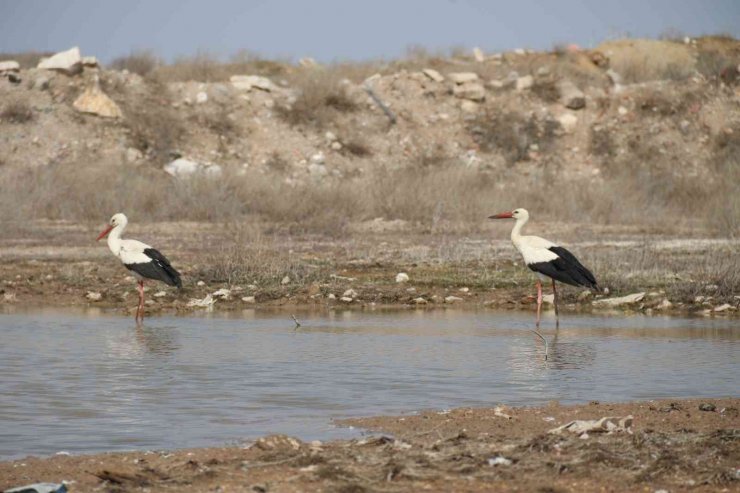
(97, 213, 182, 323)
(490, 208, 597, 328)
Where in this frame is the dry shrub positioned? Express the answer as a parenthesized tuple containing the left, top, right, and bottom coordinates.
(0, 100, 34, 124)
(110, 50, 160, 76)
(277, 70, 360, 128)
(468, 110, 561, 165)
(696, 50, 739, 85)
(531, 78, 560, 103)
(589, 125, 616, 158)
(598, 39, 695, 83)
(0, 51, 53, 68)
(152, 51, 289, 83)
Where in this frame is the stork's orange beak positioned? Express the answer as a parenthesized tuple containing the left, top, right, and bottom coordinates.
(489, 211, 513, 219)
(96, 225, 114, 241)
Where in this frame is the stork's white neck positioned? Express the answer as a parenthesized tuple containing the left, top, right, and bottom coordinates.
(107, 223, 126, 257)
(511, 215, 528, 243)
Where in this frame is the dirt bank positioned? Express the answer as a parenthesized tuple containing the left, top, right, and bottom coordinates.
(1, 398, 737, 492)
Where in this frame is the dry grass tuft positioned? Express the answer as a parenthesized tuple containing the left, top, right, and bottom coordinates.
(1, 100, 34, 124)
(277, 70, 359, 128)
(110, 50, 160, 76)
(598, 39, 695, 83)
(0, 51, 54, 68)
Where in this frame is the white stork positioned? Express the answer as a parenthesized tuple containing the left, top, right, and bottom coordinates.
(490, 208, 597, 328)
(96, 213, 182, 323)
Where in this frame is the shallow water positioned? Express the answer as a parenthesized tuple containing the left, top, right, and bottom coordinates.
(0, 307, 738, 460)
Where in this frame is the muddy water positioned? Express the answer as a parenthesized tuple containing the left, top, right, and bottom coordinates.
(0, 308, 737, 459)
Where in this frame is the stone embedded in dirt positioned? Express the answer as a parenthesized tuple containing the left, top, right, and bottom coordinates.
(413, 297, 427, 305)
(549, 415, 633, 435)
(327, 293, 336, 300)
(82, 56, 99, 67)
(592, 292, 645, 307)
(342, 288, 357, 298)
(281, 276, 291, 285)
(472, 47, 485, 62)
(0, 60, 20, 73)
(488, 456, 512, 466)
(515, 75, 534, 91)
(85, 291, 102, 301)
(195, 91, 208, 104)
(125, 147, 143, 163)
(308, 162, 328, 177)
(251, 434, 303, 452)
(699, 403, 717, 412)
(187, 294, 215, 308)
(164, 158, 222, 178)
(37, 46, 82, 75)
(422, 68, 444, 82)
(448, 72, 479, 84)
(229, 75, 276, 92)
(241, 296, 256, 303)
(460, 100, 480, 113)
(73, 81, 123, 118)
(656, 299, 673, 310)
(395, 272, 409, 283)
(340, 296, 353, 303)
(713, 303, 734, 312)
(558, 112, 578, 133)
(558, 79, 586, 109)
(542, 294, 555, 304)
(445, 295, 463, 303)
(212, 288, 231, 300)
(32, 74, 51, 91)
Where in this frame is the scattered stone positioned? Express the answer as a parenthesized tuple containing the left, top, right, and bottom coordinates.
(395, 272, 410, 283)
(413, 297, 427, 305)
(459, 287, 470, 293)
(281, 276, 291, 285)
(515, 75, 534, 91)
(488, 456, 512, 466)
(558, 80, 585, 109)
(196, 280, 206, 287)
(86, 291, 102, 301)
(81, 56, 99, 67)
(542, 294, 554, 305)
(324, 131, 337, 142)
(472, 47, 485, 62)
(549, 415, 633, 435)
(37, 46, 82, 75)
(536, 65, 550, 76)
(592, 292, 645, 307)
(558, 113, 578, 133)
(125, 147, 143, 163)
(195, 91, 208, 104)
(153, 291, 167, 298)
(308, 162, 328, 177)
(310, 151, 325, 164)
(416, 69, 443, 84)
(327, 293, 336, 300)
(453, 82, 485, 101)
(513, 48, 526, 55)
(212, 288, 231, 300)
(73, 80, 123, 118)
(342, 289, 357, 298)
(7, 72, 21, 84)
(445, 296, 463, 303)
(460, 100, 480, 113)
(251, 434, 302, 452)
(699, 403, 716, 412)
(230, 75, 276, 92)
(340, 296, 353, 303)
(241, 296, 256, 304)
(164, 158, 222, 178)
(32, 75, 51, 91)
(0, 60, 20, 73)
(187, 293, 216, 308)
(618, 106, 628, 116)
(448, 72, 479, 84)
(330, 141, 342, 150)
(656, 299, 673, 310)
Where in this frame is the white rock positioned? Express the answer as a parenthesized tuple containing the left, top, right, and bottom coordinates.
(37, 46, 82, 74)
(330, 141, 342, 150)
(212, 288, 232, 300)
(577, 290, 593, 301)
(187, 294, 216, 308)
(395, 272, 410, 283)
(656, 299, 673, 310)
(542, 294, 555, 304)
(515, 75, 534, 91)
(86, 291, 102, 301)
(618, 106, 628, 116)
(448, 72, 479, 84)
(196, 280, 206, 286)
(343, 289, 357, 298)
(164, 158, 222, 178)
(327, 293, 336, 300)
(558, 80, 585, 110)
(153, 291, 167, 298)
(422, 68, 444, 82)
(73, 81, 123, 118)
(445, 296, 463, 303)
(125, 147, 143, 163)
(714, 303, 734, 312)
(413, 297, 427, 305)
(472, 47, 485, 62)
(514, 48, 526, 55)
(558, 113, 578, 133)
(81, 56, 99, 67)
(592, 292, 645, 307)
(0, 60, 20, 72)
(324, 131, 337, 142)
(281, 276, 291, 285)
(196, 91, 208, 104)
(241, 296, 256, 303)
(460, 100, 480, 113)
(308, 163, 328, 177)
(488, 456, 513, 466)
(459, 287, 470, 293)
(453, 82, 485, 101)
(340, 296, 354, 303)
(230, 75, 276, 92)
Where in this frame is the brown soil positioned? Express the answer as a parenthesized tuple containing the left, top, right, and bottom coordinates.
(1, 398, 737, 492)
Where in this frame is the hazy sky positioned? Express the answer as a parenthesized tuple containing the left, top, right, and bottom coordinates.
(1, 0, 738, 63)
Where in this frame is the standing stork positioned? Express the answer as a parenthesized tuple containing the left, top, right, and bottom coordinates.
(97, 213, 182, 323)
(490, 208, 597, 328)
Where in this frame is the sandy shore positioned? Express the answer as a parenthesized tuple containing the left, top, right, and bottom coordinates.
(1, 398, 737, 492)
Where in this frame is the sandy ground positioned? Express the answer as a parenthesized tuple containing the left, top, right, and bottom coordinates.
(0, 398, 737, 492)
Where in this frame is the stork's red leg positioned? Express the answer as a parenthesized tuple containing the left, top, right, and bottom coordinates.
(136, 280, 145, 323)
(552, 279, 560, 329)
(535, 280, 542, 329)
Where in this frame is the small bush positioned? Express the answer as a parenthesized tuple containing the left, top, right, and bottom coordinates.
(277, 70, 359, 128)
(590, 126, 617, 158)
(110, 50, 160, 76)
(696, 50, 739, 85)
(0, 101, 34, 124)
(122, 84, 185, 162)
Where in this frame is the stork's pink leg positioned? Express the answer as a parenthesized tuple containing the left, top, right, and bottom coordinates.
(136, 280, 145, 323)
(535, 280, 542, 329)
(552, 279, 560, 329)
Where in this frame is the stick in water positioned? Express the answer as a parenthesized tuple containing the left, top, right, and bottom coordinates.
(291, 315, 301, 329)
(531, 330, 549, 360)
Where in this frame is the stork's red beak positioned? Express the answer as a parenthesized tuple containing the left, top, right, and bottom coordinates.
(96, 225, 114, 241)
(489, 211, 513, 219)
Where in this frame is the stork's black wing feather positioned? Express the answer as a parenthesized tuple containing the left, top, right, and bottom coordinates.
(548, 246, 597, 288)
(125, 248, 182, 288)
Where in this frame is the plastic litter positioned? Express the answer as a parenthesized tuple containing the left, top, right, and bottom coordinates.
(548, 415, 633, 435)
(4, 483, 67, 493)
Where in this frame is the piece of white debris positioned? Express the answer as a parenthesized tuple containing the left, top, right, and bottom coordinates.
(241, 296, 256, 304)
(395, 272, 410, 283)
(187, 294, 215, 308)
(85, 291, 102, 301)
(488, 456, 513, 466)
(212, 288, 231, 300)
(196, 280, 206, 286)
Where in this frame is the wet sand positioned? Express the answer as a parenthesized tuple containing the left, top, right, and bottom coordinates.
(1, 398, 737, 492)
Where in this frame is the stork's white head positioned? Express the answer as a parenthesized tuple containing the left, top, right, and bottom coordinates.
(489, 208, 529, 221)
(96, 213, 128, 241)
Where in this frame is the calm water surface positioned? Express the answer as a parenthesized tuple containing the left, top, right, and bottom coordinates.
(0, 307, 738, 459)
